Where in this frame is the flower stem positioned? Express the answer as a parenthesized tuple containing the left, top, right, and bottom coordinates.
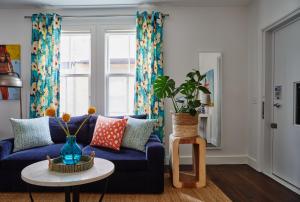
(65, 122, 70, 136)
(74, 116, 89, 136)
(171, 96, 179, 113)
(55, 117, 69, 136)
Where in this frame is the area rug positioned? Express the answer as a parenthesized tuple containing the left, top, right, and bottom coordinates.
(0, 175, 231, 202)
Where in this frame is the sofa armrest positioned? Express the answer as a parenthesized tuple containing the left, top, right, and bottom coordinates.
(145, 136, 165, 171)
(0, 138, 14, 160)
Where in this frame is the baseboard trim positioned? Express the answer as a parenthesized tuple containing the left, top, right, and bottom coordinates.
(264, 172, 300, 195)
(247, 156, 258, 170)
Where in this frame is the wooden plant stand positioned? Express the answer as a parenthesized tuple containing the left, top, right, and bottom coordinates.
(169, 134, 206, 188)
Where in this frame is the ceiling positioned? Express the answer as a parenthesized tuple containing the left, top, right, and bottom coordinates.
(0, 0, 251, 9)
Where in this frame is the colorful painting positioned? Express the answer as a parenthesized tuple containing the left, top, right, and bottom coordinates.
(0, 45, 21, 100)
(204, 69, 214, 106)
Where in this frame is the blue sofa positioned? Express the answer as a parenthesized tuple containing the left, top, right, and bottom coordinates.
(0, 115, 165, 193)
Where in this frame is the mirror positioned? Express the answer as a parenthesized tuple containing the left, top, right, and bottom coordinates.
(198, 52, 222, 148)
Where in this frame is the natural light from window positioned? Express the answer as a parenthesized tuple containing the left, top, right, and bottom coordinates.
(60, 32, 91, 116)
(106, 32, 136, 116)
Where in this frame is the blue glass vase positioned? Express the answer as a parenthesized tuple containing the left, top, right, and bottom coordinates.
(60, 135, 82, 165)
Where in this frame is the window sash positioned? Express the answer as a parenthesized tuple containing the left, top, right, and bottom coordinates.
(60, 31, 91, 115)
(106, 32, 135, 74)
(61, 74, 90, 78)
(105, 31, 136, 116)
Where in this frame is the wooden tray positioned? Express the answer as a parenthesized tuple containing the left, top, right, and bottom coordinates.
(47, 152, 95, 173)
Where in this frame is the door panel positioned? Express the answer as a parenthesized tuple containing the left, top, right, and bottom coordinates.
(273, 18, 300, 188)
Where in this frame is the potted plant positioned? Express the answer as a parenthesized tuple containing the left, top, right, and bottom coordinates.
(154, 69, 210, 137)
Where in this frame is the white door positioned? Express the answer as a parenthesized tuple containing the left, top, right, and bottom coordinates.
(272, 18, 300, 188)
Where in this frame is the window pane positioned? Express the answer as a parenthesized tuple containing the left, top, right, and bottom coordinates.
(108, 35, 129, 73)
(129, 34, 136, 74)
(61, 34, 91, 75)
(71, 35, 90, 62)
(60, 76, 89, 116)
(61, 35, 70, 63)
(106, 32, 136, 116)
(108, 76, 135, 116)
(60, 32, 91, 116)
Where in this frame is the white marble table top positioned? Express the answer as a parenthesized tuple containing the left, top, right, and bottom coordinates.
(21, 158, 115, 187)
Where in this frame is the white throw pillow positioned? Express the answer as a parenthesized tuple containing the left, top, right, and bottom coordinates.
(10, 117, 53, 152)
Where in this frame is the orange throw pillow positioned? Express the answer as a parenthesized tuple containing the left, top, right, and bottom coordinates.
(90, 116, 127, 151)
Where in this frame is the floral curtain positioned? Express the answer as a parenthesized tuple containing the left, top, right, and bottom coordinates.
(134, 11, 164, 141)
(29, 13, 61, 118)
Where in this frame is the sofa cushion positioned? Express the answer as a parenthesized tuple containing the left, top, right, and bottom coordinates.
(82, 145, 147, 171)
(0, 143, 84, 171)
(90, 116, 127, 151)
(49, 115, 89, 144)
(122, 117, 157, 152)
(10, 117, 53, 152)
(88, 114, 147, 141)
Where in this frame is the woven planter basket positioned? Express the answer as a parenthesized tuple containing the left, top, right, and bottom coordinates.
(172, 113, 198, 137)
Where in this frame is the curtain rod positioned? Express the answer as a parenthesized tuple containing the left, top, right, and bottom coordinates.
(24, 13, 169, 19)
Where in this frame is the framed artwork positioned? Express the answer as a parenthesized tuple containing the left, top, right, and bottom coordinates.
(0, 44, 21, 100)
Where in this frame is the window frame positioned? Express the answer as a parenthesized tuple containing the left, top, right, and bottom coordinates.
(105, 30, 136, 116)
(60, 31, 92, 115)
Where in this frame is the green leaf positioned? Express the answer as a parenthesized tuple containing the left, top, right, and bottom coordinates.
(186, 72, 195, 79)
(153, 76, 175, 99)
(172, 87, 181, 97)
(195, 70, 201, 78)
(193, 100, 201, 108)
(199, 74, 206, 81)
(179, 81, 196, 96)
(189, 109, 197, 116)
(197, 85, 211, 94)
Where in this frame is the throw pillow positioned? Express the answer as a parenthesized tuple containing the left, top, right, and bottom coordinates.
(90, 116, 127, 151)
(121, 117, 157, 152)
(10, 117, 53, 152)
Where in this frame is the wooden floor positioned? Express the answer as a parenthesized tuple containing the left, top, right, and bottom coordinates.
(1, 165, 299, 202)
(0, 173, 230, 202)
(207, 164, 300, 202)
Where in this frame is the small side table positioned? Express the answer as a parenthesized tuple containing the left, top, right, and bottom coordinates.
(21, 158, 114, 202)
(169, 134, 206, 188)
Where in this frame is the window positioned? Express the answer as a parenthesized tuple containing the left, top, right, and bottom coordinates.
(106, 32, 136, 116)
(60, 32, 91, 115)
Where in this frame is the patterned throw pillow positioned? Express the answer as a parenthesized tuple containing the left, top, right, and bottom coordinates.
(121, 117, 157, 152)
(10, 117, 53, 152)
(90, 116, 127, 151)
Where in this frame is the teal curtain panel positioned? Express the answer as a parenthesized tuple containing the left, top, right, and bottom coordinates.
(29, 13, 61, 118)
(134, 11, 164, 141)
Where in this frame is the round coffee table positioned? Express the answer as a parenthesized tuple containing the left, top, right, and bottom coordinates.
(21, 158, 114, 202)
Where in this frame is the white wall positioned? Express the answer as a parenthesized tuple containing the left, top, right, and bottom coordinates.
(0, 6, 249, 164)
(247, 0, 300, 170)
(162, 6, 248, 164)
(0, 9, 34, 139)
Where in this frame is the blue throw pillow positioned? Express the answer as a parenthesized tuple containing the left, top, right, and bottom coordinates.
(121, 117, 157, 152)
(10, 117, 53, 152)
(49, 115, 90, 144)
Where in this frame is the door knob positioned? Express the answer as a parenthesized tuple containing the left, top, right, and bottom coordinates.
(273, 103, 281, 108)
(271, 123, 277, 129)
